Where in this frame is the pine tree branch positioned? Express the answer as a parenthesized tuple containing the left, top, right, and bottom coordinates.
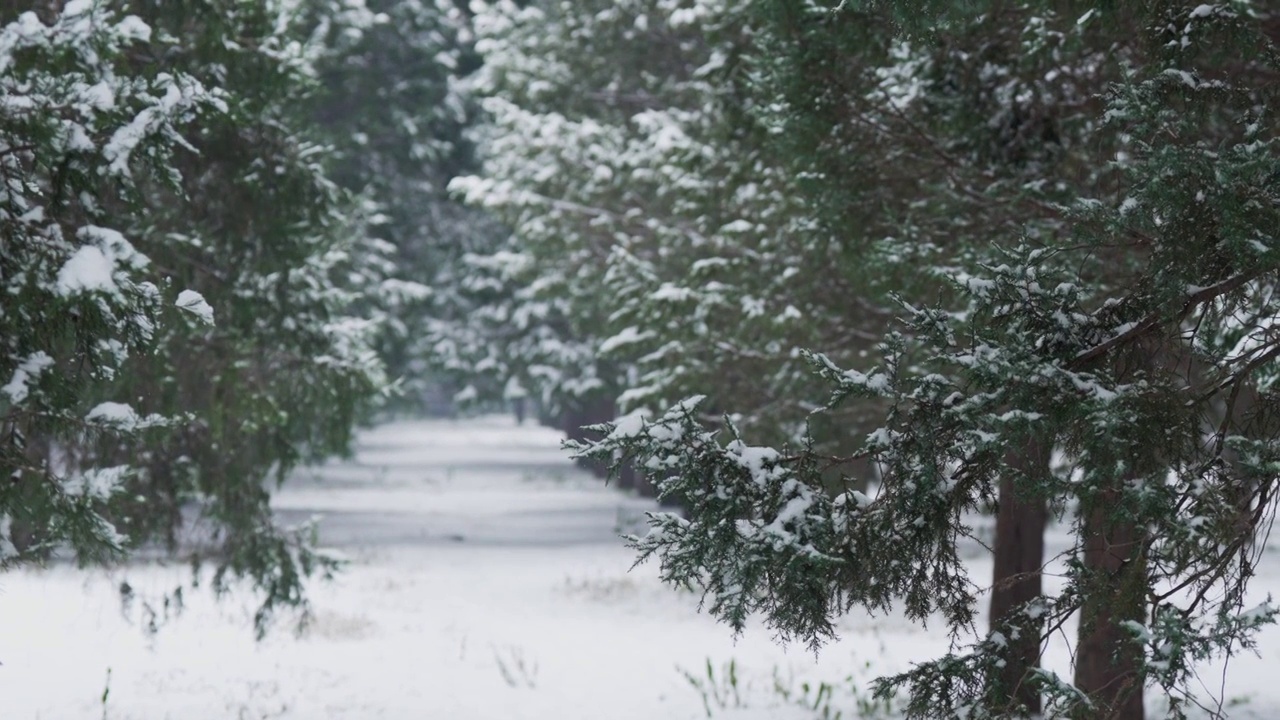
(1070, 270, 1266, 368)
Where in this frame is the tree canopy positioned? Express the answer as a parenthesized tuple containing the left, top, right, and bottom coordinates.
(0, 0, 477, 632)
(456, 0, 1280, 716)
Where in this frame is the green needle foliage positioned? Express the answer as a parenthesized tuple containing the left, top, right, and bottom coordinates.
(539, 1, 1280, 717)
(0, 0, 406, 633)
(303, 0, 498, 411)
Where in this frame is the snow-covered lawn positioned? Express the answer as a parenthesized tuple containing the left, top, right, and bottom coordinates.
(3, 416, 1278, 719)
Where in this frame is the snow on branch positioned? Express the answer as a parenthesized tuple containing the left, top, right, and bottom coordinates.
(570, 372, 991, 648)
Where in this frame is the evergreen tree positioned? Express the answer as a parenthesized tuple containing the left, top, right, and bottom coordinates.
(1, 0, 397, 632)
(571, 1, 1280, 717)
(451, 0, 903, 483)
(744, 2, 1137, 711)
(303, 0, 496, 412)
(1, 0, 215, 569)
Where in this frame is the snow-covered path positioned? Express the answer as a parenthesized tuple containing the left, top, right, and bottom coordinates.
(2, 416, 1279, 719)
(0, 417, 908, 719)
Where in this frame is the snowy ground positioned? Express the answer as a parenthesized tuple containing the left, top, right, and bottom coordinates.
(3, 416, 1279, 719)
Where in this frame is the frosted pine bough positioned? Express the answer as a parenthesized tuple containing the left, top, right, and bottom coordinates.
(576, 251, 1280, 717)
(1, 0, 401, 630)
(0, 2, 218, 569)
(449, 0, 889, 471)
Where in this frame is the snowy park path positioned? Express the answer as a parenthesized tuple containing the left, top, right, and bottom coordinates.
(273, 416, 659, 550)
(1, 417, 902, 720)
(3, 416, 1280, 719)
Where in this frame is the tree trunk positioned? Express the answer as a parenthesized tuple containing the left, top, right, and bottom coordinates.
(562, 394, 651, 492)
(1074, 491, 1146, 720)
(988, 439, 1049, 715)
(563, 395, 610, 479)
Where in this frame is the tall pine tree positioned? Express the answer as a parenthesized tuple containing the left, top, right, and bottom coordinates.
(0, 0, 401, 632)
(572, 1, 1280, 717)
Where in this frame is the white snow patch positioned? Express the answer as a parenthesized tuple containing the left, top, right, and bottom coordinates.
(649, 284, 693, 303)
(115, 15, 152, 42)
(726, 441, 785, 485)
(56, 246, 116, 296)
(63, 465, 130, 501)
(2, 351, 54, 404)
(766, 494, 813, 538)
(1238, 600, 1277, 624)
(84, 402, 165, 431)
(82, 81, 116, 111)
(175, 289, 215, 325)
(1189, 4, 1218, 19)
(605, 408, 650, 442)
(599, 326, 652, 355)
(502, 376, 527, 400)
(85, 401, 139, 426)
(1, 416, 1278, 718)
(845, 369, 891, 393)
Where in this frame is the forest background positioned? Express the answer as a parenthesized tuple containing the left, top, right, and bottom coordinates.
(2, 1, 1279, 718)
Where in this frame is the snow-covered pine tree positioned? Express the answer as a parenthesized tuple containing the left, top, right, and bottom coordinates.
(1, 0, 215, 569)
(1, 0, 397, 632)
(456, 0, 1130, 706)
(743, 3, 1140, 713)
(440, 0, 654, 431)
(303, 0, 499, 412)
(576, 2, 1280, 718)
(450, 0, 903, 483)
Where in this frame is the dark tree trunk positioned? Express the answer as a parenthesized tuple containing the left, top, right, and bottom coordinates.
(1074, 490, 1146, 720)
(616, 459, 638, 492)
(561, 395, 610, 479)
(561, 394, 656, 494)
(988, 439, 1049, 715)
(634, 467, 658, 498)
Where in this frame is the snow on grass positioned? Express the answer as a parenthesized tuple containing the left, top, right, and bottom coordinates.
(1, 415, 1279, 719)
